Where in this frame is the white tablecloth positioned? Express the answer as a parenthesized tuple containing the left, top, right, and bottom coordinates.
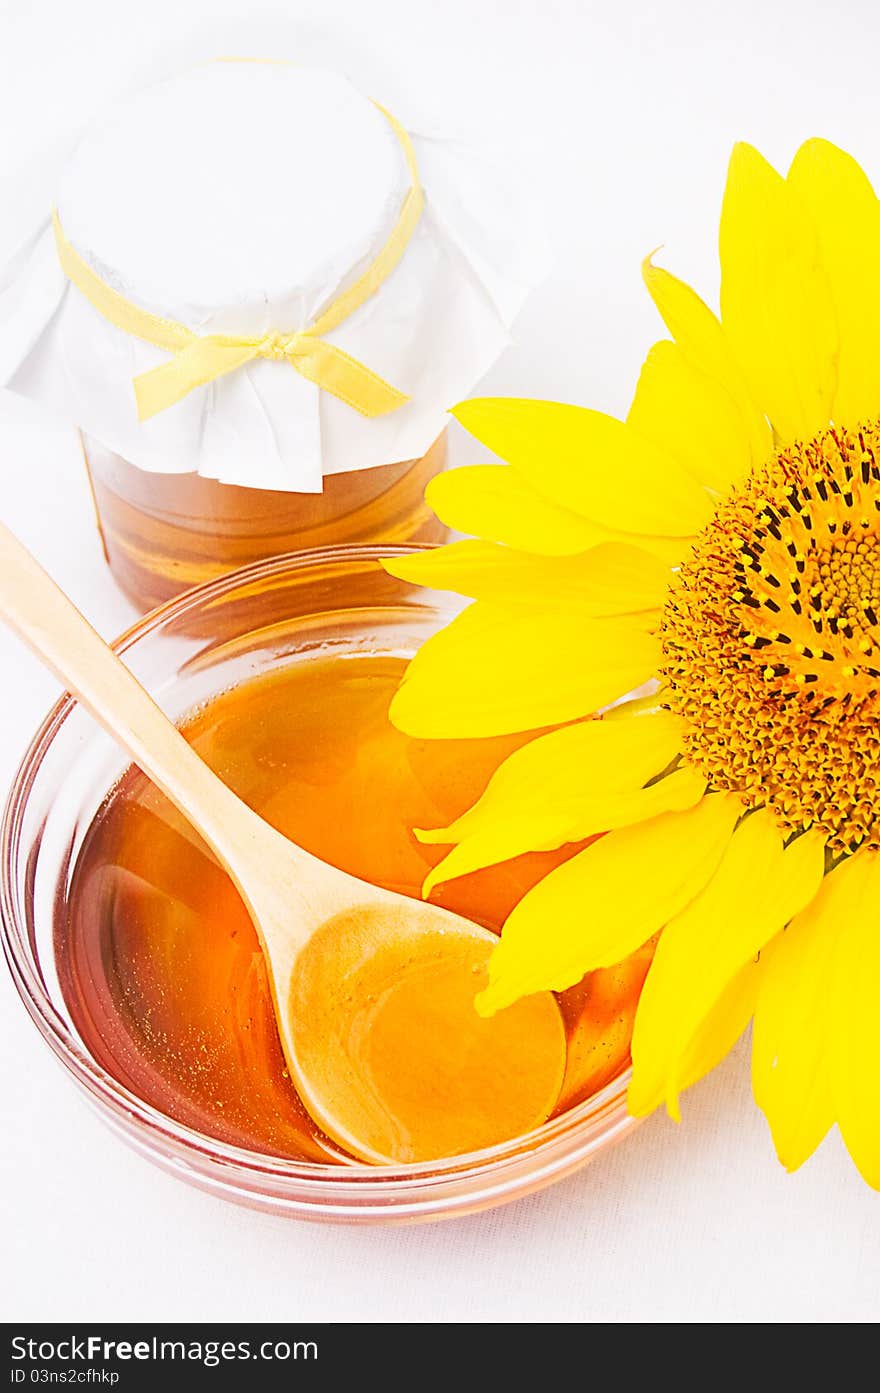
(2, 0, 879, 1324)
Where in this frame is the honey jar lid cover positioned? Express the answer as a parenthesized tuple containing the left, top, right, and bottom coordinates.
(0, 61, 549, 490)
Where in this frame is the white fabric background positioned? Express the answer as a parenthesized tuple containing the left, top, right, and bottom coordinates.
(2, 0, 880, 1325)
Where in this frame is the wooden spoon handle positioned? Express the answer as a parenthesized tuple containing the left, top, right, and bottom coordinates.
(0, 522, 274, 871)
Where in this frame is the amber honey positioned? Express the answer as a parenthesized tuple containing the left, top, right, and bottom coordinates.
(57, 653, 651, 1165)
(84, 435, 448, 611)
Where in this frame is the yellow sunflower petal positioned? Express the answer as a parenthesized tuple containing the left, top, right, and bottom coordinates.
(383, 540, 670, 617)
(475, 792, 741, 1015)
(425, 466, 688, 566)
(627, 340, 753, 495)
(827, 849, 880, 1190)
(719, 142, 838, 444)
(628, 814, 825, 1119)
(641, 257, 772, 468)
(424, 764, 705, 895)
(425, 465, 606, 556)
(668, 960, 759, 1111)
(427, 708, 684, 831)
(452, 399, 713, 536)
(389, 602, 661, 739)
(787, 138, 880, 425)
(751, 858, 854, 1173)
(417, 709, 689, 888)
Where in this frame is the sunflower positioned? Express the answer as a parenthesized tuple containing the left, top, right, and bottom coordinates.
(382, 138, 880, 1189)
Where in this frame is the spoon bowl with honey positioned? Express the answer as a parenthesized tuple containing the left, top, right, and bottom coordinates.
(0, 522, 566, 1165)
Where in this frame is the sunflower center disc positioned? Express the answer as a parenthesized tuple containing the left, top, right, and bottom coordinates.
(660, 422, 880, 851)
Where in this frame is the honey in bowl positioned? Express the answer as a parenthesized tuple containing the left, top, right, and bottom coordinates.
(58, 653, 652, 1165)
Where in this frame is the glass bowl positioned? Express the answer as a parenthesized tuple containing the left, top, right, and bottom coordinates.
(0, 545, 637, 1224)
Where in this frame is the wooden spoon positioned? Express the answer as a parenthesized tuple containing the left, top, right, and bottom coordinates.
(0, 524, 566, 1165)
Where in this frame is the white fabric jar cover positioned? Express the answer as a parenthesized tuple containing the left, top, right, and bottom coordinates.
(0, 61, 548, 492)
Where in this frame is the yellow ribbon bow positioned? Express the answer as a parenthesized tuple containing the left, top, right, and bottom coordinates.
(53, 103, 422, 421)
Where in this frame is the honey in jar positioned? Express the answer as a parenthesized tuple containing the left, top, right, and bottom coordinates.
(57, 651, 652, 1164)
(83, 434, 448, 611)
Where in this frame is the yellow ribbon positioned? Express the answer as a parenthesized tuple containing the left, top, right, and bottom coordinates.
(53, 103, 422, 421)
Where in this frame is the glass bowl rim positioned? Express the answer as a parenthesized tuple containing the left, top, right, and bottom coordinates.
(0, 543, 637, 1210)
